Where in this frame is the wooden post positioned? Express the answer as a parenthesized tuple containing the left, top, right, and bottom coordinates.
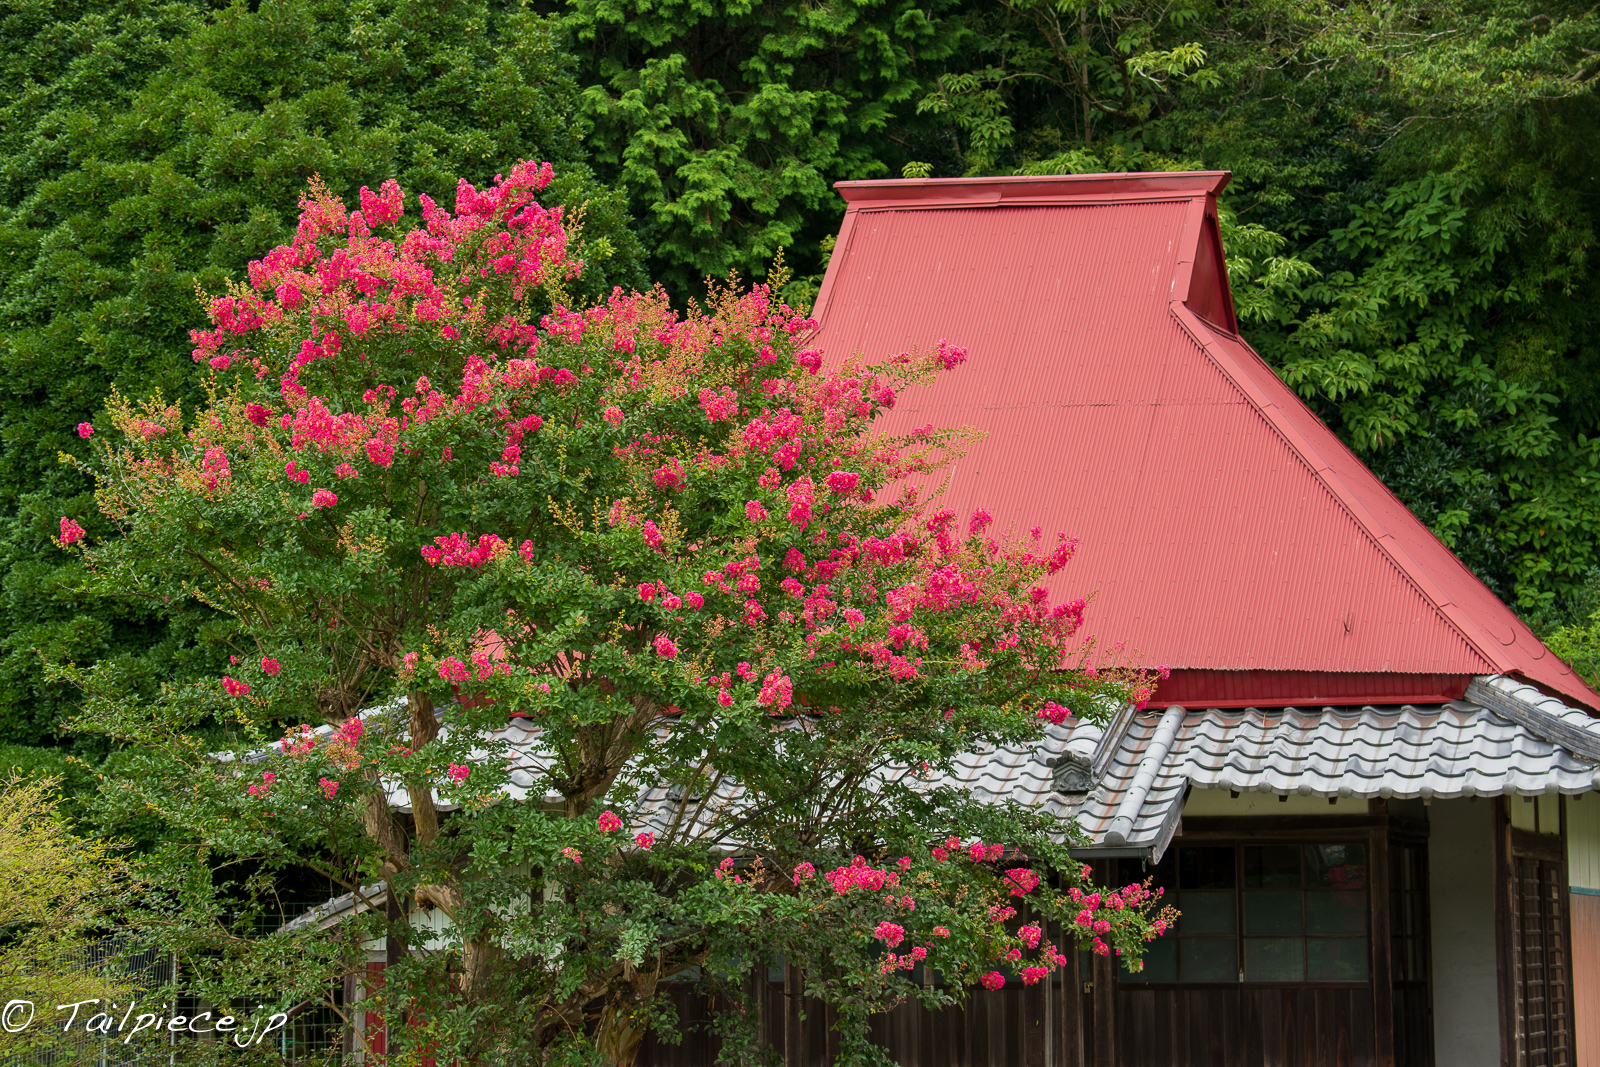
(1091, 949, 1116, 1067)
(1494, 796, 1517, 1067)
(1371, 822, 1395, 1067)
(783, 961, 804, 1067)
(1058, 940, 1084, 1067)
(1024, 939, 1048, 1066)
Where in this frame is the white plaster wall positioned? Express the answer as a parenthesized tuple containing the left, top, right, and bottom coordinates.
(1429, 799, 1500, 1067)
(1569, 794, 1600, 892)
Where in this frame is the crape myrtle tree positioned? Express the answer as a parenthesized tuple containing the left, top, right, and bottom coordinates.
(59, 163, 1172, 1066)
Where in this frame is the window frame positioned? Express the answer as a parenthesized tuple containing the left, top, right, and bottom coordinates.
(1118, 822, 1388, 990)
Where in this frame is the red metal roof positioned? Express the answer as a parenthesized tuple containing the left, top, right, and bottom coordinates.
(810, 173, 1600, 712)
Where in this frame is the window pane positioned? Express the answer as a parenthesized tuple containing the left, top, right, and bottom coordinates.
(1244, 938, 1304, 981)
(1179, 891, 1237, 935)
(1305, 843, 1367, 889)
(1244, 845, 1302, 888)
(1306, 891, 1367, 935)
(1244, 890, 1302, 935)
(1131, 937, 1178, 982)
(1307, 937, 1369, 981)
(1180, 847, 1236, 890)
(1181, 939, 1236, 983)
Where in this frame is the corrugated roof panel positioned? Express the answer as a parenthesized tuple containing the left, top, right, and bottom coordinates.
(811, 174, 1600, 710)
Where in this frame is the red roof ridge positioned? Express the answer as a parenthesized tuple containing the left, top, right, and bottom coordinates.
(835, 171, 1231, 210)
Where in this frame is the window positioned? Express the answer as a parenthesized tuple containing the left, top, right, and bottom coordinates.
(1124, 841, 1369, 984)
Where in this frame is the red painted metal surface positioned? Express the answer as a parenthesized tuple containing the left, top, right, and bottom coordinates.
(810, 173, 1599, 712)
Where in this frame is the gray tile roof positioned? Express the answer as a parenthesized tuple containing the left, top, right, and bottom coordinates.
(246, 676, 1600, 867)
(1061, 676, 1600, 862)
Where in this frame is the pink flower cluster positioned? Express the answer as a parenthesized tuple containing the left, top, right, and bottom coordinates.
(1003, 868, 1041, 897)
(873, 921, 906, 947)
(822, 857, 899, 895)
(447, 763, 470, 782)
(597, 810, 622, 832)
(221, 676, 250, 696)
(58, 517, 85, 546)
(246, 771, 276, 797)
(420, 532, 523, 567)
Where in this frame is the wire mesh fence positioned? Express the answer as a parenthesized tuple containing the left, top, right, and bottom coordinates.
(2, 938, 345, 1067)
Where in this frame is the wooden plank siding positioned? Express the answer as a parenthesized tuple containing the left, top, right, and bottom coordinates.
(1568, 794, 1600, 1067)
(1572, 893, 1600, 1067)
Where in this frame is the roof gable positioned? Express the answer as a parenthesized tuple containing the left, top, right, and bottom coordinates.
(810, 173, 1599, 712)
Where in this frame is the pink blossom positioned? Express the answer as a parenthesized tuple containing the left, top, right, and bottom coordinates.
(561, 846, 582, 865)
(261, 657, 281, 675)
(873, 921, 906, 947)
(755, 671, 792, 709)
(319, 777, 339, 799)
(635, 832, 655, 850)
(933, 926, 950, 938)
(58, 517, 85, 545)
(1037, 701, 1073, 725)
(447, 763, 470, 782)
(638, 582, 657, 602)
(1020, 966, 1048, 986)
(311, 489, 338, 508)
(603, 406, 624, 426)
(76, 422, 94, 438)
(1004, 948, 1022, 962)
(792, 861, 816, 884)
(285, 461, 310, 484)
(222, 676, 250, 696)
(1019, 924, 1042, 949)
(745, 500, 768, 522)
(598, 810, 623, 832)
(1153, 920, 1168, 935)
(653, 634, 678, 659)
(652, 457, 687, 491)
(1004, 868, 1041, 897)
(642, 520, 665, 550)
(979, 972, 1005, 991)
(823, 470, 859, 494)
(934, 339, 967, 369)
(698, 386, 739, 421)
(685, 592, 704, 610)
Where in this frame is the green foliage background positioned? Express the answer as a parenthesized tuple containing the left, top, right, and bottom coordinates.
(2, 0, 1598, 762)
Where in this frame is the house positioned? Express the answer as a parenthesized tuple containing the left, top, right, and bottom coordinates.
(292, 172, 1600, 1067)
(742, 171, 1600, 1067)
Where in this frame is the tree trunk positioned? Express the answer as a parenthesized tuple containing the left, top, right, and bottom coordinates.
(594, 969, 661, 1067)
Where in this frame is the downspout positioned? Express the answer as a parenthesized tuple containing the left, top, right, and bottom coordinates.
(1102, 706, 1185, 846)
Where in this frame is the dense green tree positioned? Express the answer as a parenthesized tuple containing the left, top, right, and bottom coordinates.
(6, 0, 1600, 759)
(0, 0, 644, 747)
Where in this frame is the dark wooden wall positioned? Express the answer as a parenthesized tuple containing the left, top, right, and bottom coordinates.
(1113, 986, 1375, 1067)
(637, 978, 1055, 1067)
